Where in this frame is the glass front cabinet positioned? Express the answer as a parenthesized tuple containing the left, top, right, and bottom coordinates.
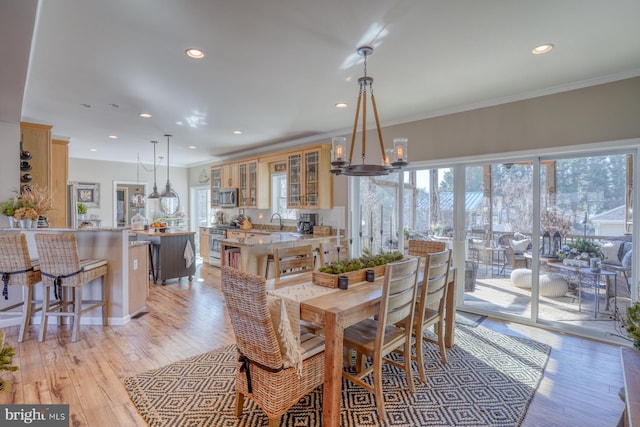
(287, 145, 333, 209)
(239, 160, 258, 208)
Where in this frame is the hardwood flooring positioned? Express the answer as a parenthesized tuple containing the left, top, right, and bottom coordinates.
(0, 262, 626, 426)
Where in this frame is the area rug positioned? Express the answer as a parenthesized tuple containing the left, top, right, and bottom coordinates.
(124, 326, 550, 427)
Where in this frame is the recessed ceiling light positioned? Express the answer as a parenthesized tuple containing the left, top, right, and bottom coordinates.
(109, 103, 119, 108)
(532, 44, 554, 55)
(335, 102, 348, 108)
(108, 135, 118, 139)
(89, 148, 97, 152)
(81, 103, 91, 108)
(139, 112, 152, 118)
(185, 48, 205, 59)
(233, 130, 242, 135)
(188, 145, 196, 149)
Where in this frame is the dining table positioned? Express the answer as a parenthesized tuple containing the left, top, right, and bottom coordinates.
(270, 267, 457, 427)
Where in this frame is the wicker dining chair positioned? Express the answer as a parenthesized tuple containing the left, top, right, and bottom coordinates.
(407, 239, 446, 257)
(411, 248, 452, 382)
(273, 245, 315, 278)
(35, 233, 108, 342)
(0, 233, 42, 342)
(221, 266, 325, 427)
(342, 256, 420, 421)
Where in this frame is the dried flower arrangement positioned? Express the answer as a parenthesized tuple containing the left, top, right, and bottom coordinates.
(13, 207, 38, 221)
(19, 184, 53, 216)
(541, 208, 573, 237)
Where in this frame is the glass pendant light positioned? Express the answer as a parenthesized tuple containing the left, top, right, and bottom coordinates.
(159, 134, 179, 215)
(147, 140, 160, 199)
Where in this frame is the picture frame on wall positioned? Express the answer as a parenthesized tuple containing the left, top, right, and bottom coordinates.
(76, 182, 100, 208)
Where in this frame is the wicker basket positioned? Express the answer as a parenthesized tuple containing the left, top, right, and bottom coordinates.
(312, 264, 386, 288)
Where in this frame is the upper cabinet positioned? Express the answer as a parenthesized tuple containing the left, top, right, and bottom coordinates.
(238, 159, 269, 209)
(287, 145, 333, 209)
(211, 163, 239, 208)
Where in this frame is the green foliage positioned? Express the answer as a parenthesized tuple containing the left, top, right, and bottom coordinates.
(318, 250, 404, 275)
(627, 302, 640, 349)
(0, 331, 18, 392)
(77, 203, 88, 214)
(0, 198, 22, 217)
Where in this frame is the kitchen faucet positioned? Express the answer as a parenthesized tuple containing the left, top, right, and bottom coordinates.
(270, 212, 283, 230)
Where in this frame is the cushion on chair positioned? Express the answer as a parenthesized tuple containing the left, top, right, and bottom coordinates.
(511, 268, 532, 288)
(510, 239, 531, 254)
(623, 250, 633, 269)
(601, 240, 625, 266)
(539, 274, 569, 297)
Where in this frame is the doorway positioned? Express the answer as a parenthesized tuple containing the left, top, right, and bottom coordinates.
(113, 181, 147, 227)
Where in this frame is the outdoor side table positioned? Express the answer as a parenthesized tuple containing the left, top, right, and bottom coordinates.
(578, 268, 616, 318)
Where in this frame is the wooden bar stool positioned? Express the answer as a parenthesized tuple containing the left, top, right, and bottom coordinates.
(35, 233, 108, 342)
(0, 233, 42, 342)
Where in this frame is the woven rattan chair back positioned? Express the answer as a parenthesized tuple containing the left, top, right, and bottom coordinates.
(221, 266, 325, 427)
(221, 266, 283, 370)
(273, 245, 314, 278)
(408, 239, 446, 257)
(0, 233, 42, 342)
(35, 233, 108, 342)
(412, 248, 452, 382)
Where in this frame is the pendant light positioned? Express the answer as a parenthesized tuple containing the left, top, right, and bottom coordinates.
(330, 46, 409, 176)
(147, 140, 160, 199)
(159, 134, 179, 215)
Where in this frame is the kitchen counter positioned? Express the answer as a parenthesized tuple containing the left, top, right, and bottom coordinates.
(221, 233, 339, 277)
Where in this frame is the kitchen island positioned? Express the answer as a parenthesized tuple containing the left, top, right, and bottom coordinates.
(1, 227, 149, 327)
(132, 230, 196, 284)
(222, 232, 339, 278)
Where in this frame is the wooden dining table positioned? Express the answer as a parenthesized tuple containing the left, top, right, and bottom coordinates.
(272, 268, 457, 427)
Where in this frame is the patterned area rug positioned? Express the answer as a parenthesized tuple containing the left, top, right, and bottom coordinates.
(124, 326, 550, 426)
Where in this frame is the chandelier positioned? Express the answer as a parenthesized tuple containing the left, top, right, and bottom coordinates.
(159, 134, 180, 215)
(330, 46, 408, 176)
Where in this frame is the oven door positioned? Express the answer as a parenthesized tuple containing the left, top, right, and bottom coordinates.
(209, 234, 222, 267)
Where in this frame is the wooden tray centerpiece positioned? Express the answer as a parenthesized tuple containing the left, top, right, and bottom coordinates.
(312, 250, 405, 288)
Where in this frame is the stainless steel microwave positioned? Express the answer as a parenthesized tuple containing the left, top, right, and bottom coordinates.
(219, 188, 238, 207)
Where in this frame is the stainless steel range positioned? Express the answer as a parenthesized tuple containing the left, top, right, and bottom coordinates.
(208, 225, 236, 267)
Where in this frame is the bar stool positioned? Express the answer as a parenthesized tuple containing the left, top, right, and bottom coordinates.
(35, 233, 108, 342)
(0, 233, 42, 342)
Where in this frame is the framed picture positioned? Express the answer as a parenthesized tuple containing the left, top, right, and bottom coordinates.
(77, 182, 100, 208)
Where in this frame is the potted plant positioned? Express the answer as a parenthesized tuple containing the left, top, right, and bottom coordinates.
(19, 184, 52, 225)
(556, 238, 603, 267)
(0, 331, 18, 392)
(0, 198, 22, 228)
(77, 202, 88, 219)
(314, 249, 404, 287)
(13, 206, 38, 228)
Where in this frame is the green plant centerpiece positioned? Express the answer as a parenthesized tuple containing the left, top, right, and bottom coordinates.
(77, 203, 88, 215)
(556, 238, 603, 267)
(0, 198, 23, 218)
(314, 249, 404, 288)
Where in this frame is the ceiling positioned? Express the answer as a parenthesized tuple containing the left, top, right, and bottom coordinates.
(3, 0, 640, 167)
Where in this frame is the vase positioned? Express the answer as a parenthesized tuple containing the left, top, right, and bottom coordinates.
(78, 214, 86, 220)
(8, 216, 15, 228)
(18, 219, 33, 229)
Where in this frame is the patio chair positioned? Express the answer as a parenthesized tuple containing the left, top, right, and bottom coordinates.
(342, 256, 420, 421)
(498, 234, 528, 271)
(221, 266, 325, 427)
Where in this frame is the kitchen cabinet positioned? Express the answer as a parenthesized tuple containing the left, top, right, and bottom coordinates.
(20, 122, 69, 228)
(238, 159, 270, 209)
(287, 145, 333, 209)
(199, 227, 210, 259)
(211, 163, 238, 208)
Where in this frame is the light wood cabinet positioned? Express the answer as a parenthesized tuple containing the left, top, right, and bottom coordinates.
(238, 159, 270, 209)
(20, 122, 68, 228)
(199, 227, 210, 259)
(128, 243, 150, 315)
(287, 145, 333, 209)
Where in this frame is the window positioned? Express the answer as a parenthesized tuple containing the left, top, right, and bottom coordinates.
(271, 173, 296, 220)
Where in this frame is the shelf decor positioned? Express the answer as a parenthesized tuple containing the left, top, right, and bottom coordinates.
(76, 182, 100, 208)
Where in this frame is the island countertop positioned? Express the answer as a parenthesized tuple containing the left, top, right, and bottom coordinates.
(223, 233, 336, 247)
(131, 230, 196, 237)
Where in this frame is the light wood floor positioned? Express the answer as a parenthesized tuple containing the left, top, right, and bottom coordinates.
(0, 262, 627, 426)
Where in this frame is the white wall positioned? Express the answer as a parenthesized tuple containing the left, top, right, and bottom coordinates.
(69, 158, 189, 227)
(0, 122, 21, 227)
